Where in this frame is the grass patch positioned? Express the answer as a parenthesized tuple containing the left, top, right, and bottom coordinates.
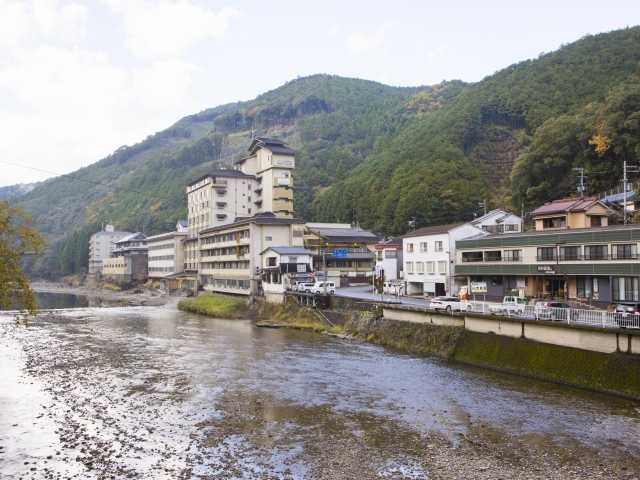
(178, 292, 248, 319)
(259, 302, 345, 335)
(100, 282, 122, 291)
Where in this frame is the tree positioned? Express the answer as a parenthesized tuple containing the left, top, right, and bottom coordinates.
(0, 201, 44, 313)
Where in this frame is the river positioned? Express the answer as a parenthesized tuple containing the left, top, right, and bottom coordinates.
(1, 294, 639, 479)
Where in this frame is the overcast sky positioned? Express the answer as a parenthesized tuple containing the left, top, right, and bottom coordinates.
(0, 0, 638, 187)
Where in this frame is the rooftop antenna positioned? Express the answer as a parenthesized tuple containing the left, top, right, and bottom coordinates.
(573, 167, 586, 197)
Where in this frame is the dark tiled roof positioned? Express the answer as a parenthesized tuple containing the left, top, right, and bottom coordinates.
(187, 169, 254, 186)
(200, 214, 304, 235)
(308, 227, 378, 243)
(403, 223, 464, 238)
(248, 137, 295, 155)
(260, 246, 314, 255)
(531, 197, 604, 216)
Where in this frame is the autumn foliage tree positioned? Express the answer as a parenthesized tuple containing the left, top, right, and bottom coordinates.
(0, 201, 44, 313)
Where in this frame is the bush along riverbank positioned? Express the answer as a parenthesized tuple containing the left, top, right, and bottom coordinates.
(178, 292, 249, 319)
(343, 315, 640, 399)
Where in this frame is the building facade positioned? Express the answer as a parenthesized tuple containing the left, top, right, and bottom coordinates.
(146, 221, 188, 280)
(88, 224, 132, 275)
(236, 137, 295, 217)
(260, 246, 314, 303)
(403, 223, 484, 296)
(530, 197, 611, 231)
(303, 223, 378, 286)
(374, 237, 403, 281)
(198, 213, 305, 296)
(101, 232, 148, 284)
(455, 224, 640, 305)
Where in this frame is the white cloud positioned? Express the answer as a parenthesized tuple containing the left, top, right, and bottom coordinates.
(0, 0, 88, 47)
(103, 0, 240, 59)
(345, 26, 387, 55)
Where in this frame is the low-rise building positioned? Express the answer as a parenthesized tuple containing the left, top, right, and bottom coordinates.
(530, 197, 611, 231)
(374, 237, 403, 281)
(88, 224, 132, 275)
(101, 233, 148, 285)
(260, 246, 314, 303)
(303, 223, 378, 286)
(198, 212, 305, 295)
(455, 224, 640, 305)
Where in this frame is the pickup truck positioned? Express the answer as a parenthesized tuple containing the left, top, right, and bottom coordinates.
(489, 296, 528, 316)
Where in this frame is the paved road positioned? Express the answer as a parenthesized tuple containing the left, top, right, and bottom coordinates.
(335, 285, 428, 307)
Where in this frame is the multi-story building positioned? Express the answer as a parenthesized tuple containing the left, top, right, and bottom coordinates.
(403, 223, 484, 297)
(146, 221, 188, 280)
(303, 223, 378, 286)
(101, 232, 148, 285)
(186, 169, 257, 238)
(455, 224, 640, 305)
(374, 237, 403, 281)
(88, 224, 132, 275)
(402, 209, 522, 297)
(236, 137, 295, 217)
(198, 212, 305, 295)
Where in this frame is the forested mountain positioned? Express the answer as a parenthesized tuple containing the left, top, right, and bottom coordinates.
(0, 182, 38, 200)
(11, 26, 640, 277)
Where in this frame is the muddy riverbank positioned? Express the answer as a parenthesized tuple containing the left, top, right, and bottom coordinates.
(2, 303, 640, 479)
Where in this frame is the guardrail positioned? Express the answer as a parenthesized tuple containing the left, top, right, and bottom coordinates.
(433, 301, 640, 329)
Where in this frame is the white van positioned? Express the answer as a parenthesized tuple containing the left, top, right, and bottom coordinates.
(311, 281, 336, 295)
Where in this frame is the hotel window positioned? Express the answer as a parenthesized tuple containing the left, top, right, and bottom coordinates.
(406, 243, 414, 253)
(560, 246, 580, 261)
(613, 277, 640, 301)
(483, 251, 502, 262)
(584, 245, 608, 260)
(537, 247, 556, 261)
(434, 241, 443, 252)
(503, 249, 521, 262)
(419, 242, 428, 252)
(405, 261, 414, 274)
(265, 236, 272, 241)
(461, 251, 483, 263)
(416, 262, 424, 274)
(612, 244, 637, 260)
(426, 261, 435, 274)
(437, 261, 447, 274)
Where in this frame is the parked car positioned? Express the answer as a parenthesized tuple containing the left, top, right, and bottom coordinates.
(490, 296, 528, 316)
(534, 300, 571, 320)
(296, 282, 315, 293)
(310, 281, 336, 295)
(383, 281, 405, 296)
(614, 303, 640, 328)
(429, 296, 467, 312)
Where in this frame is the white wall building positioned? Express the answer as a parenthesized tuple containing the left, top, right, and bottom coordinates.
(198, 213, 305, 296)
(260, 246, 314, 303)
(88, 224, 132, 275)
(146, 221, 188, 279)
(402, 210, 523, 297)
(374, 237, 403, 281)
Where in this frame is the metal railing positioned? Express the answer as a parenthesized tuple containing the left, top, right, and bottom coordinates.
(430, 301, 640, 329)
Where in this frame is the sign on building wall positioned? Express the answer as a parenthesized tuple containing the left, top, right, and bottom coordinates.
(470, 281, 487, 293)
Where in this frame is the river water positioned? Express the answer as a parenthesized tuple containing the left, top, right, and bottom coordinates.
(1, 296, 639, 479)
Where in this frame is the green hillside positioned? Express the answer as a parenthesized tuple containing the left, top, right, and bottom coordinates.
(13, 26, 640, 277)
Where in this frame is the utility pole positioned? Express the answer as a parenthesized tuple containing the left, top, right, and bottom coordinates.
(573, 167, 586, 198)
(623, 161, 640, 225)
(478, 200, 487, 216)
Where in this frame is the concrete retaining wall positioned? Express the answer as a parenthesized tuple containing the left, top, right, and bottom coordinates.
(382, 306, 640, 355)
(382, 307, 464, 327)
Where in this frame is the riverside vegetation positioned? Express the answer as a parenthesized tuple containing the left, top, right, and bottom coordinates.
(177, 292, 249, 319)
(9, 26, 640, 278)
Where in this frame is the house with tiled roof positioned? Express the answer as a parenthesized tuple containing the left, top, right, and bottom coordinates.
(531, 197, 613, 231)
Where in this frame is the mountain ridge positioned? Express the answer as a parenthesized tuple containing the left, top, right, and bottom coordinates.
(11, 26, 640, 277)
